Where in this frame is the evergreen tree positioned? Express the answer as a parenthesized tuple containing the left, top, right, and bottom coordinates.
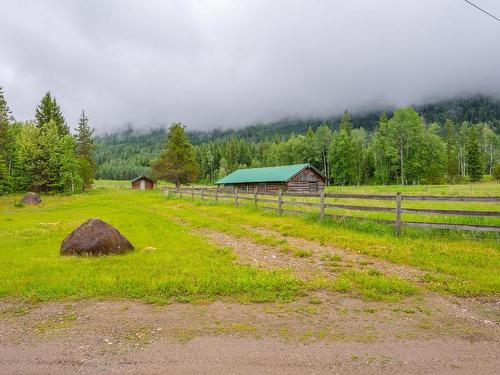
(34, 92, 69, 136)
(75, 110, 96, 190)
(151, 122, 198, 188)
(466, 127, 483, 182)
(0, 87, 13, 157)
(0, 87, 13, 192)
(15, 120, 82, 193)
(20, 121, 59, 192)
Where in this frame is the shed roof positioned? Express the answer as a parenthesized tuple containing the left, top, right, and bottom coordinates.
(131, 175, 154, 183)
(216, 164, 324, 184)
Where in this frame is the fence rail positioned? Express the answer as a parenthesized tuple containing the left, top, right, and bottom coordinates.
(162, 186, 500, 234)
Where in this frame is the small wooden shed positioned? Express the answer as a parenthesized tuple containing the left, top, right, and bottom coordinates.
(131, 176, 155, 190)
(216, 163, 327, 193)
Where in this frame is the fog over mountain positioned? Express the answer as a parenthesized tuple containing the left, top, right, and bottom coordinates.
(1, 0, 499, 132)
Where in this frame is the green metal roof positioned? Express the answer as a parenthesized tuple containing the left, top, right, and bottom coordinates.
(216, 163, 311, 184)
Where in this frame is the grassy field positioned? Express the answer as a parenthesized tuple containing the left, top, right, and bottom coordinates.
(94, 179, 500, 196)
(0, 184, 498, 304)
(0, 190, 300, 303)
(326, 181, 500, 196)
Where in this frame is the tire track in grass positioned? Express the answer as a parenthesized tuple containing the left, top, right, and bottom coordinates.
(166, 202, 425, 283)
(163, 202, 499, 327)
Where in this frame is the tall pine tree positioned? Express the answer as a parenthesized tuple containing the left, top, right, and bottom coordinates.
(151, 122, 198, 188)
(0, 87, 13, 193)
(34, 92, 69, 136)
(0, 87, 13, 155)
(75, 110, 96, 190)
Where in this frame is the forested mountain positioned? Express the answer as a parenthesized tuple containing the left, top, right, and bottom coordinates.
(95, 95, 500, 181)
(95, 128, 165, 180)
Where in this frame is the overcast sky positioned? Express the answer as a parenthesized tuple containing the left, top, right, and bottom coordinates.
(1, 0, 499, 132)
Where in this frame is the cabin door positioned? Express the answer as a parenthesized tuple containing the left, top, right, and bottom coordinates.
(140, 180, 145, 190)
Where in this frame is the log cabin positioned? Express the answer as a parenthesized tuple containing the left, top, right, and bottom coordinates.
(131, 175, 155, 190)
(216, 163, 327, 193)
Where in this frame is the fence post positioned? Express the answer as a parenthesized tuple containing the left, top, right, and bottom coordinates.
(278, 190, 283, 215)
(215, 188, 219, 203)
(179, 186, 183, 198)
(192, 186, 194, 198)
(320, 190, 325, 219)
(234, 189, 239, 207)
(164, 187, 169, 196)
(395, 192, 402, 236)
(254, 187, 258, 207)
(201, 188, 204, 200)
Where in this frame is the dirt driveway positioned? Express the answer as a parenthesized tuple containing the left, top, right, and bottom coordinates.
(1, 295, 499, 374)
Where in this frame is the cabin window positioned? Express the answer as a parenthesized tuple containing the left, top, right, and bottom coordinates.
(258, 183, 266, 192)
(308, 182, 318, 192)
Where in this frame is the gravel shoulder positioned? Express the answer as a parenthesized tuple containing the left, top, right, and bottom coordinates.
(1, 296, 499, 374)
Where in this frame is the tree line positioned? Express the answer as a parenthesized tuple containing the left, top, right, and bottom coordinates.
(0, 87, 96, 194)
(194, 108, 499, 185)
(95, 96, 500, 184)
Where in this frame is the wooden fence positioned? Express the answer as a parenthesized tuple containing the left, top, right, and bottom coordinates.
(162, 186, 500, 235)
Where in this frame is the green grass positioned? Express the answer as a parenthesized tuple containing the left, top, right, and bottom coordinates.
(95, 179, 500, 196)
(307, 270, 417, 301)
(0, 190, 301, 303)
(325, 181, 500, 196)
(285, 183, 500, 229)
(1, 184, 498, 303)
(292, 249, 313, 258)
(165, 198, 499, 296)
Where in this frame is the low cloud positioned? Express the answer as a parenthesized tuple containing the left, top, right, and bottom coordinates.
(1, 0, 499, 132)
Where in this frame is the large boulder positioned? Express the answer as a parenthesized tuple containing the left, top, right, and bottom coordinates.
(20, 192, 41, 205)
(60, 218, 134, 256)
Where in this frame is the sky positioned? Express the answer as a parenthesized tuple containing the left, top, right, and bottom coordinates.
(1, 0, 499, 132)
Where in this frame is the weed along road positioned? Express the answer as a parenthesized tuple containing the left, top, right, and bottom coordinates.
(0, 187, 499, 373)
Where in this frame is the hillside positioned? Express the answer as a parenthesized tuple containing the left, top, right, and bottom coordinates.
(95, 95, 500, 180)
